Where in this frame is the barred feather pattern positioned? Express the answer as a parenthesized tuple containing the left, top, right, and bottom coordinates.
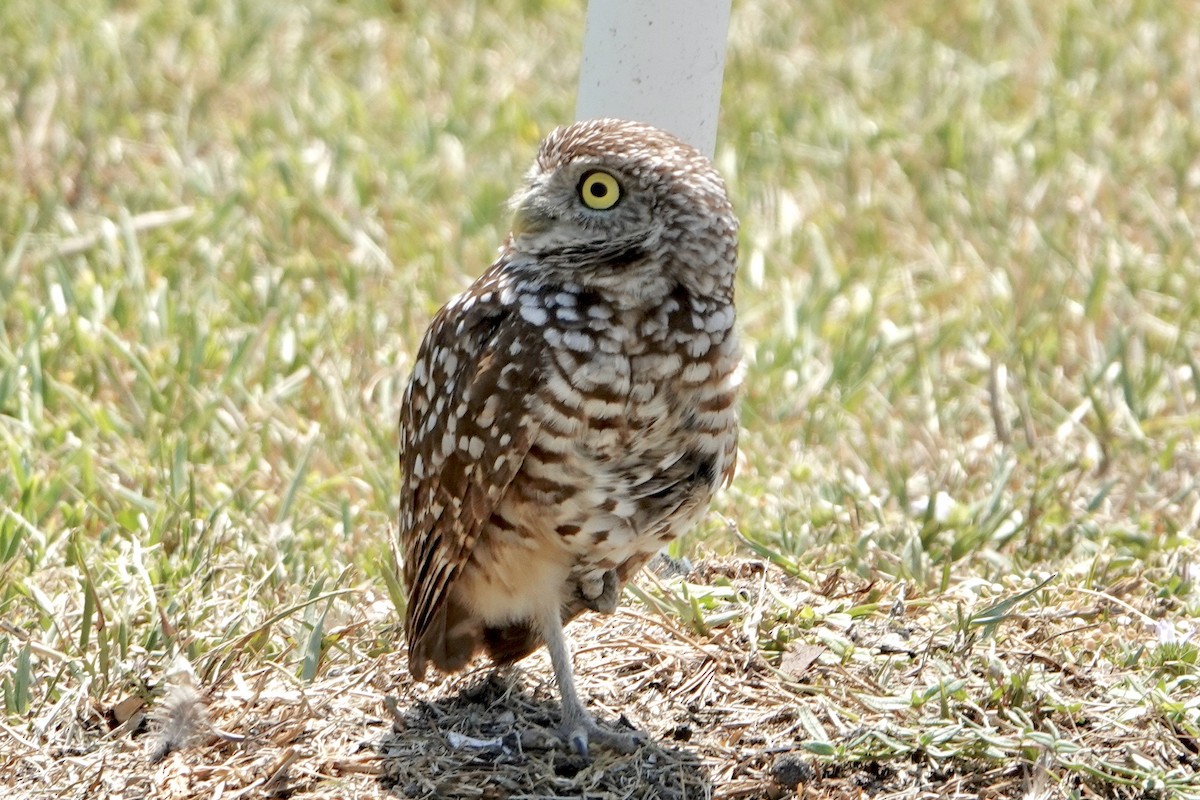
(400, 118, 740, 681)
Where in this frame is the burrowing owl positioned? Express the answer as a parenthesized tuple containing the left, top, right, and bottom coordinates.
(399, 118, 739, 756)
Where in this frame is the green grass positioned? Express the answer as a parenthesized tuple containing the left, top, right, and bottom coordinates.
(1, 0, 1198, 797)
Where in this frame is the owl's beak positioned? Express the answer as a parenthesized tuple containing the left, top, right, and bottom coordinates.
(511, 196, 553, 238)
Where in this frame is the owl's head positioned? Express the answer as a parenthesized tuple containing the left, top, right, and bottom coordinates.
(505, 119, 738, 300)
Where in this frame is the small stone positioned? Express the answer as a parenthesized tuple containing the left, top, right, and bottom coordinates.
(771, 754, 815, 788)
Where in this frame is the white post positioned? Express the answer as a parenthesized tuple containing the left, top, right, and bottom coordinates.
(575, 0, 733, 159)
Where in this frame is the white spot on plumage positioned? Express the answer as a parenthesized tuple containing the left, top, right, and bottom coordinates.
(537, 395, 584, 435)
(571, 358, 623, 392)
(704, 304, 734, 333)
(520, 304, 549, 326)
(476, 395, 499, 428)
(562, 330, 593, 352)
(582, 395, 622, 418)
(639, 318, 661, 337)
(682, 361, 711, 383)
(545, 370, 585, 409)
(630, 382, 656, 403)
(440, 348, 459, 376)
(650, 352, 683, 378)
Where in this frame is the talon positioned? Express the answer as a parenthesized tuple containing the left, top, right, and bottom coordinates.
(558, 715, 644, 758)
(569, 729, 590, 759)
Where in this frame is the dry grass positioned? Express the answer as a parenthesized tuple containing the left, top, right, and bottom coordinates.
(9, 558, 1200, 798)
(2, 0, 1199, 797)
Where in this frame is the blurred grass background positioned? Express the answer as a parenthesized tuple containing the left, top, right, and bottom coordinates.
(1, 0, 1197, 784)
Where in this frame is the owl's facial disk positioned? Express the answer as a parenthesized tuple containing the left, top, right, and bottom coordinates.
(508, 162, 655, 254)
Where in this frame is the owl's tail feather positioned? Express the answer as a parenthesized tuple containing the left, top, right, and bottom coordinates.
(482, 621, 543, 665)
(408, 597, 482, 678)
(483, 597, 601, 665)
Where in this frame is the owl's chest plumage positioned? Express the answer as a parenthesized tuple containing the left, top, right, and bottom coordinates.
(455, 278, 739, 623)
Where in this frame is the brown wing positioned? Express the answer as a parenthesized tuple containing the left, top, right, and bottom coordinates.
(399, 266, 539, 678)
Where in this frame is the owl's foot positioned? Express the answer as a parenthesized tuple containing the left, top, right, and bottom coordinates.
(560, 713, 646, 759)
(537, 597, 643, 760)
(574, 568, 621, 615)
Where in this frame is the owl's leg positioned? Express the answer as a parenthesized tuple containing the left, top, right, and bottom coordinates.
(536, 603, 644, 758)
(573, 568, 621, 615)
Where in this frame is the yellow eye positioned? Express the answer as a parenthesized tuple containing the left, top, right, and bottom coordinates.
(578, 169, 622, 210)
